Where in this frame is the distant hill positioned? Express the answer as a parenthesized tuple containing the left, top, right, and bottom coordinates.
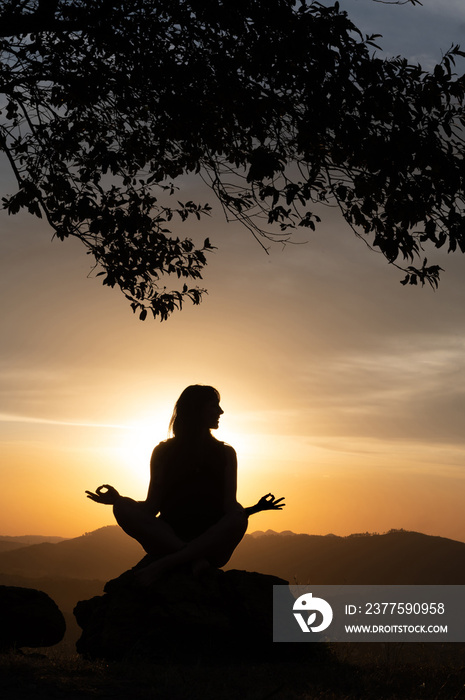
(0, 541, 31, 554)
(0, 535, 67, 553)
(0, 526, 143, 580)
(249, 529, 298, 538)
(1, 526, 464, 586)
(226, 529, 465, 584)
(0, 535, 68, 544)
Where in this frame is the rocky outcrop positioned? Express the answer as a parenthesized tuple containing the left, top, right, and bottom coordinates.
(0, 585, 66, 650)
(74, 566, 291, 661)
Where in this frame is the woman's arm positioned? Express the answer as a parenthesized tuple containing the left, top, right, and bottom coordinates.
(222, 446, 286, 516)
(223, 445, 241, 513)
(142, 442, 166, 514)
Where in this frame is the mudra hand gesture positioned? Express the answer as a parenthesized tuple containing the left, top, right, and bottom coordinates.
(85, 484, 120, 505)
(255, 493, 285, 512)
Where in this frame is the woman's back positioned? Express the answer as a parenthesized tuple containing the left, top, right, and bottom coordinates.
(154, 436, 227, 540)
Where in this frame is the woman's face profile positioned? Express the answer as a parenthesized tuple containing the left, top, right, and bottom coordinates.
(202, 398, 224, 430)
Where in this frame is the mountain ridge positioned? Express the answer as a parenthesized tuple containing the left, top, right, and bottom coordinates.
(0, 526, 464, 585)
(0, 535, 67, 544)
(0, 535, 68, 553)
(0, 526, 144, 579)
(226, 529, 465, 585)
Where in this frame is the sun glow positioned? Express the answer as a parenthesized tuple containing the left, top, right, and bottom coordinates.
(216, 429, 260, 460)
(113, 410, 170, 489)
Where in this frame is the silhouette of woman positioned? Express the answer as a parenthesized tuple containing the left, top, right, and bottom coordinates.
(86, 385, 285, 583)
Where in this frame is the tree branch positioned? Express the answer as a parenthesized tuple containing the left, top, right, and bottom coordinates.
(373, 0, 423, 5)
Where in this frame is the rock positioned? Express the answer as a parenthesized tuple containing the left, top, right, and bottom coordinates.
(0, 585, 66, 650)
(74, 566, 292, 661)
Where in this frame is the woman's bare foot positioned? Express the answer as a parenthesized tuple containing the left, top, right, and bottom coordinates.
(134, 558, 169, 586)
(133, 554, 212, 586)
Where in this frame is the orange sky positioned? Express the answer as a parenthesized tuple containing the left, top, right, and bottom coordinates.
(2, 193, 465, 541)
(2, 1, 465, 542)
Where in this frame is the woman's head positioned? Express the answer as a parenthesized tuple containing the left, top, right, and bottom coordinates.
(169, 385, 223, 438)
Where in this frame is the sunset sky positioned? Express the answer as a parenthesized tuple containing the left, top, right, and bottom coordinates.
(2, 0, 465, 542)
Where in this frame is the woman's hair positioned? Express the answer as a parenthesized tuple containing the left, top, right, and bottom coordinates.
(169, 385, 220, 438)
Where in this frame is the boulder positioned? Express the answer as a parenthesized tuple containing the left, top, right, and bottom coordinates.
(0, 585, 66, 650)
(74, 565, 291, 661)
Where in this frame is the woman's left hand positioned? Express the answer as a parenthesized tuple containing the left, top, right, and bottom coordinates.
(255, 493, 286, 512)
(85, 484, 120, 505)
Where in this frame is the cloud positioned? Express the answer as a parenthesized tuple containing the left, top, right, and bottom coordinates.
(0, 412, 131, 430)
(296, 335, 465, 445)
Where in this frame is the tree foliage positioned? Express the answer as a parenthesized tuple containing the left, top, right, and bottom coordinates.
(1, 0, 465, 319)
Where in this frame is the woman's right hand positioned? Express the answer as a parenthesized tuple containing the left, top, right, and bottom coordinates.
(85, 484, 120, 505)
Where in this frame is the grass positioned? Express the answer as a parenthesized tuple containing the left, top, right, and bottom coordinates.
(1, 642, 465, 700)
